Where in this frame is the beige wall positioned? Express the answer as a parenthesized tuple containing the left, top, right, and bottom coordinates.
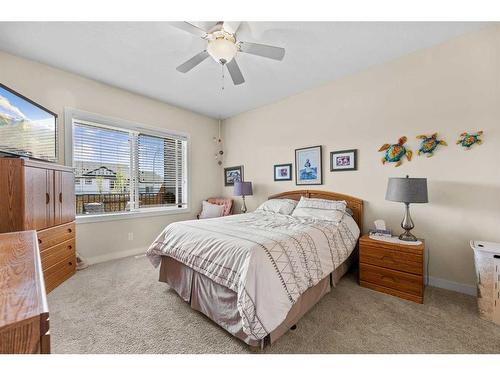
(0, 51, 221, 263)
(223, 25, 500, 290)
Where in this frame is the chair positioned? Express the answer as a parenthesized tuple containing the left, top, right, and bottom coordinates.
(197, 198, 233, 219)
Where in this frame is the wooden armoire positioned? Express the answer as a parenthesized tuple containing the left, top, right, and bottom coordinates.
(0, 157, 76, 292)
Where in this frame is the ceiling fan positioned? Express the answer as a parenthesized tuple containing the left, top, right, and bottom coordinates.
(172, 21, 285, 85)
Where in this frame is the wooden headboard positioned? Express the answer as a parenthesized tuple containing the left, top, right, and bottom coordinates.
(268, 190, 364, 232)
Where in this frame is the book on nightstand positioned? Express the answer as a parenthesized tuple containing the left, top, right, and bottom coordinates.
(368, 228, 392, 237)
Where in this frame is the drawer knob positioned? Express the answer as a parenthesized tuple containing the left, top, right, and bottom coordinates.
(68, 245, 72, 249)
(68, 228, 72, 233)
(69, 261, 73, 266)
(38, 238, 42, 244)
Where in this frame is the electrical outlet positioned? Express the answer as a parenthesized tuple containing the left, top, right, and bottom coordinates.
(128, 232, 134, 241)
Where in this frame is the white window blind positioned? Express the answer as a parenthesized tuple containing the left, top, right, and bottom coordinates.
(72, 119, 188, 216)
(137, 134, 186, 208)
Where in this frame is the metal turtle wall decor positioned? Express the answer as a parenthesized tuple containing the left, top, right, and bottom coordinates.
(456, 131, 483, 149)
(416, 133, 447, 157)
(378, 136, 413, 167)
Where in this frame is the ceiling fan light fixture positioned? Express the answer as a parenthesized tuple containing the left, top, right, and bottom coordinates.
(173, 22, 286, 85)
(207, 37, 238, 64)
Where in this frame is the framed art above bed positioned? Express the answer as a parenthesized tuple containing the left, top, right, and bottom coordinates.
(295, 145, 322, 185)
(330, 149, 357, 171)
(274, 163, 292, 181)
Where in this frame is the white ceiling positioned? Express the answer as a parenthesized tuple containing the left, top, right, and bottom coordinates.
(0, 22, 489, 119)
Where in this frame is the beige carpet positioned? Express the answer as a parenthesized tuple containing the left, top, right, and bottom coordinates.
(47, 255, 500, 354)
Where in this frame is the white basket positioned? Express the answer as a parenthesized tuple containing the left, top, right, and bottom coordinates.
(470, 240, 500, 325)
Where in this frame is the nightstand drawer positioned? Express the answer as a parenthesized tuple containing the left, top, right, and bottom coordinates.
(359, 263, 423, 296)
(360, 245, 423, 275)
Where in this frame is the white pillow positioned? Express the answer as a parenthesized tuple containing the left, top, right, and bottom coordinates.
(256, 199, 297, 215)
(292, 197, 347, 222)
(199, 201, 225, 219)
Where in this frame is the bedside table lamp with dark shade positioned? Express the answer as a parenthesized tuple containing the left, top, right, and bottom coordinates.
(234, 181, 253, 213)
(386, 175, 428, 242)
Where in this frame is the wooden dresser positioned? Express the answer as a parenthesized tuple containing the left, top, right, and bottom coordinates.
(0, 231, 50, 353)
(0, 158, 76, 293)
(359, 234, 424, 303)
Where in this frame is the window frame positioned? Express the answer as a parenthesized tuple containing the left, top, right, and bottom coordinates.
(64, 108, 191, 224)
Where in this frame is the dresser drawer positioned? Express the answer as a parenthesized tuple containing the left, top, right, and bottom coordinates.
(37, 222, 75, 251)
(359, 263, 423, 296)
(41, 239, 75, 271)
(44, 254, 76, 293)
(360, 245, 423, 275)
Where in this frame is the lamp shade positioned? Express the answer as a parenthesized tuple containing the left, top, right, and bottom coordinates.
(385, 176, 428, 203)
(233, 181, 253, 197)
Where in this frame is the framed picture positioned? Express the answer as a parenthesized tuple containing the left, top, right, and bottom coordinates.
(295, 145, 322, 185)
(274, 163, 292, 181)
(224, 165, 244, 186)
(330, 149, 357, 171)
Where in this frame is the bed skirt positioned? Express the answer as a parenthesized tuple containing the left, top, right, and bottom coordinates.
(158, 250, 356, 347)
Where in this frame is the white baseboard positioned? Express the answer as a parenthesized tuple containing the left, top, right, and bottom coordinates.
(428, 276, 477, 296)
(84, 248, 145, 265)
(83, 249, 478, 297)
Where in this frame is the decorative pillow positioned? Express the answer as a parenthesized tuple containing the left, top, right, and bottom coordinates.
(207, 198, 233, 216)
(199, 200, 225, 219)
(292, 197, 347, 221)
(256, 199, 298, 215)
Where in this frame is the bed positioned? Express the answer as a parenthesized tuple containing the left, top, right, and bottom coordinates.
(146, 190, 363, 348)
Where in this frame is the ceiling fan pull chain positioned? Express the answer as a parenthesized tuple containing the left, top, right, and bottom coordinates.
(214, 64, 224, 166)
(221, 64, 225, 94)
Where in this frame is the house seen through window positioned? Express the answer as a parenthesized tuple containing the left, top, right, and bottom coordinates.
(72, 120, 188, 216)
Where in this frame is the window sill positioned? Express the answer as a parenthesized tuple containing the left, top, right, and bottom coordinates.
(76, 207, 190, 224)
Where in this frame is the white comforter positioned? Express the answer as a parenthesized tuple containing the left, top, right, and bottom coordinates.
(146, 211, 359, 340)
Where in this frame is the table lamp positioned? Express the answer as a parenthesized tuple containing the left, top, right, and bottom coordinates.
(233, 181, 253, 214)
(385, 175, 428, 241)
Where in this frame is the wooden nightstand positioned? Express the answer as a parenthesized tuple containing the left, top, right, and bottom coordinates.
(359, 234, 424, 303)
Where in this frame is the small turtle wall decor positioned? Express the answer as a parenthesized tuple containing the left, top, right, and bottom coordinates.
(456, 131, 483, 149)
(416, 133, 447, 157)
(378, 136, 413, 167)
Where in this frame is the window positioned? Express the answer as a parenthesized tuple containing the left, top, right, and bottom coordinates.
(70, 115, 188, 218)
(137, 134, 186, 209)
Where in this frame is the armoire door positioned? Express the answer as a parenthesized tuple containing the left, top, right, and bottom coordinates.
(24, 166, 54, 230)
(54, 170, 75, 225)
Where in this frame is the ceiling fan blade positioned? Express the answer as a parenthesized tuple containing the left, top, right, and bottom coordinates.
(176, 50, 209, 73)
(239, 41, 285, 61)
(170, 22, 208, 38)
(226, 59, 245, 85)
(222, 21, 241, 34)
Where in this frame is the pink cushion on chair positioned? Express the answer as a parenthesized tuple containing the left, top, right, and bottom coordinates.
(207, 198, 233, 216)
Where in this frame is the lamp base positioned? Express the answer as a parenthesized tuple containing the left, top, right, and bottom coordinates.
(398, 230, 418, 242)
(241, 196, 247, 214)
(399, 202, 417, 242)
